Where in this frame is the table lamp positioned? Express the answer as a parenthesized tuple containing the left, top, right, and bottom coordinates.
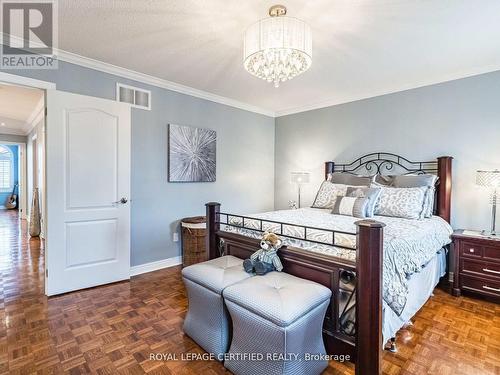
(476, 169, 500, 236)
(290, 172, 310, 208)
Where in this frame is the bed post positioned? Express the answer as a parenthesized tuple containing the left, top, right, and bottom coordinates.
(325, 161, 335, 180)
(437, 156, 453, 223)
(355, 220, 385, 375)
(206, 202, 221, 260)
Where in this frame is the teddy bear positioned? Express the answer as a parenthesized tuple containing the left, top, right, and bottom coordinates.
(243, 231, 284, 275)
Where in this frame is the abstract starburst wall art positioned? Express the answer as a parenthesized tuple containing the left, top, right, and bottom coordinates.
(168, 124, 216, 182)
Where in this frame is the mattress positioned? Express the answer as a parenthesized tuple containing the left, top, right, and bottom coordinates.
(221, 207, 453, 315)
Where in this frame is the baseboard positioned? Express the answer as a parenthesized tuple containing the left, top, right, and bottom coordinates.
(130, 256, 182, 277)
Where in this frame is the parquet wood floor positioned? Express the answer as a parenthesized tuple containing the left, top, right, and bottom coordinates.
(0, 210, 498, 374)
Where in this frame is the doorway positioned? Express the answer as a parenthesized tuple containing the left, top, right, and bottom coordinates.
(0, 81, 46, 295)
(0, 82, 44, 220)
(0, 142, 22, 212)
(0, 73, 132, 297)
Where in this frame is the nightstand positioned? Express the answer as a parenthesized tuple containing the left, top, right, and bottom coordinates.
(451, 230, 500, 301)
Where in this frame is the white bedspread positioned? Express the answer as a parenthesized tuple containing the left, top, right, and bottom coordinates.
(221, 208, 452, 315)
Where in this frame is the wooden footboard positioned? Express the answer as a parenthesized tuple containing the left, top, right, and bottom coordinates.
(206, 202, 384, 375)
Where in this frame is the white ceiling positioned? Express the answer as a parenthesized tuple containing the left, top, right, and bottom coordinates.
(0, 84, 44, 135)
(57, 1, 500, 116)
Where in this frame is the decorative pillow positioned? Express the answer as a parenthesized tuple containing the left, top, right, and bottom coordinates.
(373, 186, 428, 219)
(374, 174, 438, 186)
(329, 173, 372, 186)
(391, 174, 438, 218)
(373, 175, 394, 186)
(423, 187, 436, 217)
(345, 186, 382, 217)
(311, 182, 350, 209)
(373, 174, 438, 218)
(332, 196, 370, 218)
(391, 174, 438, 188)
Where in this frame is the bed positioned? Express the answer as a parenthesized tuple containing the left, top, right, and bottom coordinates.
(220, 207, 452, 342)
(205, 153, 453, 375)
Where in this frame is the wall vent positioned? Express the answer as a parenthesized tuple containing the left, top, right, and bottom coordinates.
(116, 83, 151, 110)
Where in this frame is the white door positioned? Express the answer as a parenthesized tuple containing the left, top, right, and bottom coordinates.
(45, 90, 131, 296)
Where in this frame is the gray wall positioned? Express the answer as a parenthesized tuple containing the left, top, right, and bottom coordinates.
(2, 61, 275, 266)
(5, 60, 500, 263)
(275, 71, 500, 231)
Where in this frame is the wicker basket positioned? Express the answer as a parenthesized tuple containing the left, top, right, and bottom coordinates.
(181, 216, 207, 267)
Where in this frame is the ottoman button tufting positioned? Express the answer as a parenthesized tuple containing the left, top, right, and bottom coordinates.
(223, 271, 332, 375)
(182, 255, 252, 359)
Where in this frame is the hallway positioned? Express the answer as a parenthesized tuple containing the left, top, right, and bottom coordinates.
(0, 210, 46, 373)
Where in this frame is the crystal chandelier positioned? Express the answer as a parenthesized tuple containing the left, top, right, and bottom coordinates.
(243, 5, 312, 88)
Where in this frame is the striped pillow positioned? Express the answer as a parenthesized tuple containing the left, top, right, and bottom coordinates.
(331, 196, 370, 218)
(345, 186, 381, 217)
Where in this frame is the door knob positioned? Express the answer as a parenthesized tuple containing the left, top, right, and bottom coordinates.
(113, 197, 128, 204)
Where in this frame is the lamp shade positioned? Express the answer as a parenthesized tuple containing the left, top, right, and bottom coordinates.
(476, 170, 500, 188)
(291, 172, 310, 184)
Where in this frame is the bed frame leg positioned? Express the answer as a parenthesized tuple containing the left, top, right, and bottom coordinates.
(355, 220, 385, 375)
(399, 320, 414, 343)
(388, 337, 397, 353)
(206, 202, 221, 260)
(402, 320, 413, 329)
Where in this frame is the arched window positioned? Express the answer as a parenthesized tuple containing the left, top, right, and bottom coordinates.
(0, 145, 14, 192)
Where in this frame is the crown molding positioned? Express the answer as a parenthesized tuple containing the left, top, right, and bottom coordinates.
(0, 115, 27, 135)
(275, 64, 500, 117)
(57, 50, 276, 117)
(3, 33, 500, 119)
(0, 33, 275, 117)
(58, 53, 500, 118)
(0, 126, 25, 136)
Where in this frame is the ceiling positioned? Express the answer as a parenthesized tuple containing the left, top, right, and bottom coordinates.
(0, 84, 44, 135)
(56, 1, 500, 116)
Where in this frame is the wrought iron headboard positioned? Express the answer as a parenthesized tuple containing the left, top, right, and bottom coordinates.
(326, 152, 438, 176)
(324, 153, 453, 223)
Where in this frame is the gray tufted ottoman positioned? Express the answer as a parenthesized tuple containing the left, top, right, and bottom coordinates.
(182, 255, 252, 359)
(223, 272, 332, 375)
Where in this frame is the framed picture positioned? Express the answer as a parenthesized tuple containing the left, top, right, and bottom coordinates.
(168, 124, 216, 182)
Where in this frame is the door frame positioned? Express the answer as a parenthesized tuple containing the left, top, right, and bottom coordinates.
(30, 132, 46, 236)
(1, 74, 134, 296)
(0, 140, 27, 218)
(0, 73, 55, 295)
(0, 72, 56, 90)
